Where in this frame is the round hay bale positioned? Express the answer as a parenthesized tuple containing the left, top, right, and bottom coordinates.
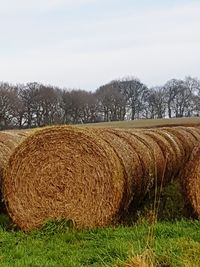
(151, 129, 183, 174)
(0, 131, 27, 212)
(93, 128, 142, 212)
(3, 126, 125, 231)
(162, 127, 200, 159)
(142, 130, 177, 183)
(156, 128, 185, 170)
(116, 130, 155, 195)
(161, 127, 189, 159)
(183, 127, 200, 142)
(180, 146, 200, 218)
(103, 129, 154, 201)
(162, 127, 198, 164)
(124, 130, 165, 186)
(176, 127, 198, 145)
(0, 131, 26, 171)
(190, 126, 200, 134)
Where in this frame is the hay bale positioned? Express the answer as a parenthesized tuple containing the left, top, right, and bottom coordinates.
(156, 128, 185, 169)
(180, 146, 200, 218)
(95, 128, 163, 204)
(103, 129, 156, 201)
(93, 128, 142, 212)
(151, 129, 183, 173)
(124, 130, 165, 186)
(0, 131, 27, 177)
(194, 127, 200, 135)
(3, 126, 125, 231)
(141, 130, 177, 183)
(162, 127, 199, 161)
(161, 127, 190, 159)
(0, 131, 27, 212)
(144, 127, 200, 183)
(183, 127, 200, 142)
(3, 125, 200, 230)
(177, 127, 199, 147)
(101, 129, 165, 210)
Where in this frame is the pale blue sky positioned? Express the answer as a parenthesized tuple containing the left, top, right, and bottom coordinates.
(0, 0, 200, 90)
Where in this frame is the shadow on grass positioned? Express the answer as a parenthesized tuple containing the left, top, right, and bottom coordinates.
(0, 214, 12, 230)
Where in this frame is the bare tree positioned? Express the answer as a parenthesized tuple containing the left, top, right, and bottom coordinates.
(96, 82, 126, 122)
(118, 77, 148, 120)
(0, 83, 19, 129)
(144, 87, 166, 119)
(19, 82, 41, 127)
(34, 85, 62, 126)
(0, 75, 199, 130)
(61, 90, 99, 124)
(184, 76, 200, 116)
(163, 79, 181, 118)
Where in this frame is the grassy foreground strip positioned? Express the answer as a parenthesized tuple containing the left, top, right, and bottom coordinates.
(0, 216, 200, 267)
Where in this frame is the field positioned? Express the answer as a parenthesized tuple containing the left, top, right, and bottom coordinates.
(0, 215, 200, 267)
(83, 117, 200, 128)
(1, 117, 200, 267)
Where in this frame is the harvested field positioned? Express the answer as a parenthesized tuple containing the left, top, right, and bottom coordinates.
(82, 117, 200, 129)
(180, 146, 200, 218)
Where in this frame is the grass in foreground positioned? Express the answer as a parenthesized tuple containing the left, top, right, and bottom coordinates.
(0, 215, 200, 267)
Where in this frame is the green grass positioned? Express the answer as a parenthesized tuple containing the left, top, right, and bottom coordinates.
(0, 215, 200, 267)
(129, 180, 186, 223)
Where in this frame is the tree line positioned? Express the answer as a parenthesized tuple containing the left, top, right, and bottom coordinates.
(0, 76, 200, 129)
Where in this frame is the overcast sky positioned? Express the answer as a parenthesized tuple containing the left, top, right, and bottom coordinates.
(0, 0, 200, 90)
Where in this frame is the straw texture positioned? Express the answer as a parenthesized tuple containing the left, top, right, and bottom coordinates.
(93, 128, 142, 212)
(3, 126, 124, 230)
(2, 125, 200, 230)
(102, 129, 156, 202)
(0, 131, 27, 211)
(180, 146, 200, 218)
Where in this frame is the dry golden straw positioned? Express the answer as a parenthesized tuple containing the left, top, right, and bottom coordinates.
(0, 131, 28, 211)
(180, 146, 200, 218)
(93, 128, 142, 212)
(102, 129, 157, 204)
(142, 129, 177, 183)
(3, 126, 124, 230)
(162, 127, 199, 161)
(2, 125, 200, 230)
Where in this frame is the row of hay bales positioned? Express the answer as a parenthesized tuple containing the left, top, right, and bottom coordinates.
(0, 126, 200, 231)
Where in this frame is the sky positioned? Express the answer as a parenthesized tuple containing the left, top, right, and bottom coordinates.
(0, 0, 200, 90)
